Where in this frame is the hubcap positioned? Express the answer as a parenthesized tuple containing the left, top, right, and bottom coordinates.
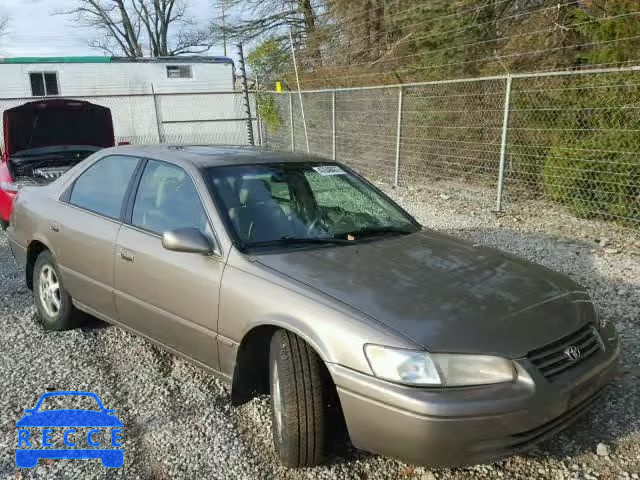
(38, 264, 61, 318)
(272, 360, 283, 442)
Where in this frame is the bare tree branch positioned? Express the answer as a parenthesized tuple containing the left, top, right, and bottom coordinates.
(0, 13, 9, 38)
(58, 0, 213, 57)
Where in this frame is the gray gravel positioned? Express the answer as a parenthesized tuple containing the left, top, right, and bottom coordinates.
(1, 179, 639, 479)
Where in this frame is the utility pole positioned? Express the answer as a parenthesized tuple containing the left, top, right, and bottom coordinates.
(221, 2, 227, 56)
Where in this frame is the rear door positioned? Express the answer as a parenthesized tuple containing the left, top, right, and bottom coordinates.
(113, 159, 223, 369)
(57, 155, 141, 319)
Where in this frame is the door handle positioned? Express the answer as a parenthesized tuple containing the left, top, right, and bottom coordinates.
(49, 222, 60, 232)
(119, 248, 135, 262)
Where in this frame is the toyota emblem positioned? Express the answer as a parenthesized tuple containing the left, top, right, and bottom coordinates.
(564, 346, 581, 362)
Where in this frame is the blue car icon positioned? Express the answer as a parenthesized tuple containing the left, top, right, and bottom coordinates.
(16, 391, 123, 468)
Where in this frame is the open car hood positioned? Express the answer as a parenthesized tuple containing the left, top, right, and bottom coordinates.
(2, 99, 114, 157)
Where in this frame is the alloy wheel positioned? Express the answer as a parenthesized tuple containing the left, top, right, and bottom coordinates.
(39, 264, 61, 318)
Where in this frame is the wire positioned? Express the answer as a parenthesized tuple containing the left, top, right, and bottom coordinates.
(302, 1, 580, 69)
(299, 9, 640, 79)
(300, 34, 640, 86)
(315, 0, 516, 44)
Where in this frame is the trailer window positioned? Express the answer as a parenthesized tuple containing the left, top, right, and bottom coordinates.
(166, 65, 192, 79)
(30, 72, 59, 96)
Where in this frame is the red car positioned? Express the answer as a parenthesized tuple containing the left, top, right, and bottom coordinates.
(0, 99, 115, 228)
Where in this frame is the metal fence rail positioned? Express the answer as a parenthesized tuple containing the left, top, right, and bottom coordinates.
(261, 66, 640, 228)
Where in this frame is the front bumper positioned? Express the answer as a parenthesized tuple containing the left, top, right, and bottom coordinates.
(329, 338, 619, 466)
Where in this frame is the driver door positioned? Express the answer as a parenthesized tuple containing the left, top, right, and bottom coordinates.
(113, 159, 223, 370)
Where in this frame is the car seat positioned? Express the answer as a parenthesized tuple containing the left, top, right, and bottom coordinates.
(229, 178, 294, 242)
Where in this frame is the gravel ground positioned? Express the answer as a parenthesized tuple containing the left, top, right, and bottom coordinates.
(1, 179, 639, 480)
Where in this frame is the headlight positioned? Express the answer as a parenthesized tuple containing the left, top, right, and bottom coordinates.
(364, 345, 516, 387)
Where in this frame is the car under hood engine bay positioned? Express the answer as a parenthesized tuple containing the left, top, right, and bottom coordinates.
(9, 148, 96, 186)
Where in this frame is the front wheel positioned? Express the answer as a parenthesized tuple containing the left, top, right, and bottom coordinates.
(269, 329, 326, 467)
(33, 250, 78, 330)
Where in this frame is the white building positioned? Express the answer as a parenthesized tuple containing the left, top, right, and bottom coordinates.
(0, 57, 257, 147)
(0, 56, 236, 96)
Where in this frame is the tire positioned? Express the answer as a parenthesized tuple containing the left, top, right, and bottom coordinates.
(269, 329, 326, 467)
(33, 250, 78, 330)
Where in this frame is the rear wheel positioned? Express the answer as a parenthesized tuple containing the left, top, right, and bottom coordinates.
(33, 250, 78, 330)
(269, 329, 326, 467)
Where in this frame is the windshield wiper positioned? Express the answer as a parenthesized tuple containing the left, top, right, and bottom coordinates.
(347, 225, 416, 239)
(246, 236, 355, 248)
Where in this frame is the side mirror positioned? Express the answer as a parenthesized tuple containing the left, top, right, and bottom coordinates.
(162, 228, 212, 254)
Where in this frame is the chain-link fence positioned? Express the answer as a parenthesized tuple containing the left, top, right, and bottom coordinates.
(261, 68, 640, 228)
(2, 68, 638, 228)
(0, 90, 257, 149)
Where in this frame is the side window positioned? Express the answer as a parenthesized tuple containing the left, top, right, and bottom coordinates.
(132, 160, 209, 236)
(70, 155, 140, 219)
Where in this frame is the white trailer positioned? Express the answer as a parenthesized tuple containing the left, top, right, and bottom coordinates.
(0, 57, 257, 147)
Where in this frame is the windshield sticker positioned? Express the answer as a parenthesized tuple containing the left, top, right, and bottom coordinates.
(312, 165, 346, 176)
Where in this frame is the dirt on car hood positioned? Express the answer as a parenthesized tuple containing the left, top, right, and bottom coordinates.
(256, 230, 593, 358)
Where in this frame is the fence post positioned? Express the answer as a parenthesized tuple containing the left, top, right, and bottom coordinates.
(255, 94, 263, 147)
(332, 90, 336, 160)
(394, 85, 404, 187)
(289, 92, 295, 151)
(150, 83, 163, 143)
(495, 75, 512, 212)
(255, 75, 263, 147)
(237, 43, 255, 147)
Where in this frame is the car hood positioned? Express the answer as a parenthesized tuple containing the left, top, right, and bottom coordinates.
(16, 410, 123, 427)
(256, 230, 593, 357)
(3, 99, 114, 157)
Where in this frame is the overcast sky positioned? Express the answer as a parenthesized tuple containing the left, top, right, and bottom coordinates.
(0, 0, 224, 57)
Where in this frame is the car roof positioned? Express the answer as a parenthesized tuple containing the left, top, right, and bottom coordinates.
(98, 144, 334, 169)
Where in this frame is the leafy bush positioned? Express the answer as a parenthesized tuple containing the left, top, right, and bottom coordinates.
(256, 93, 281, 132)
(542, 136, 640, 223)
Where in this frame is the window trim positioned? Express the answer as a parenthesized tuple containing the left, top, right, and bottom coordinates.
(29, 71, 60, 96)
(64, 154, 144, 222)
(125, 157, 222, 256)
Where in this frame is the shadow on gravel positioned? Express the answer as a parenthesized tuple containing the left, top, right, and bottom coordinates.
(78, 312, 110, 332)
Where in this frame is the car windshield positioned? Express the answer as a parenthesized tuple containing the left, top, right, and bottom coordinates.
(205, 162, 419, 252)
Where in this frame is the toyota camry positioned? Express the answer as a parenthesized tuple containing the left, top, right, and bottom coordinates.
(6, 145, 619, 467)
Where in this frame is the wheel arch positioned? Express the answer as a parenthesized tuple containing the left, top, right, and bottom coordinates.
(230, 321, 332, 406)
(25, 238, 54, 290)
